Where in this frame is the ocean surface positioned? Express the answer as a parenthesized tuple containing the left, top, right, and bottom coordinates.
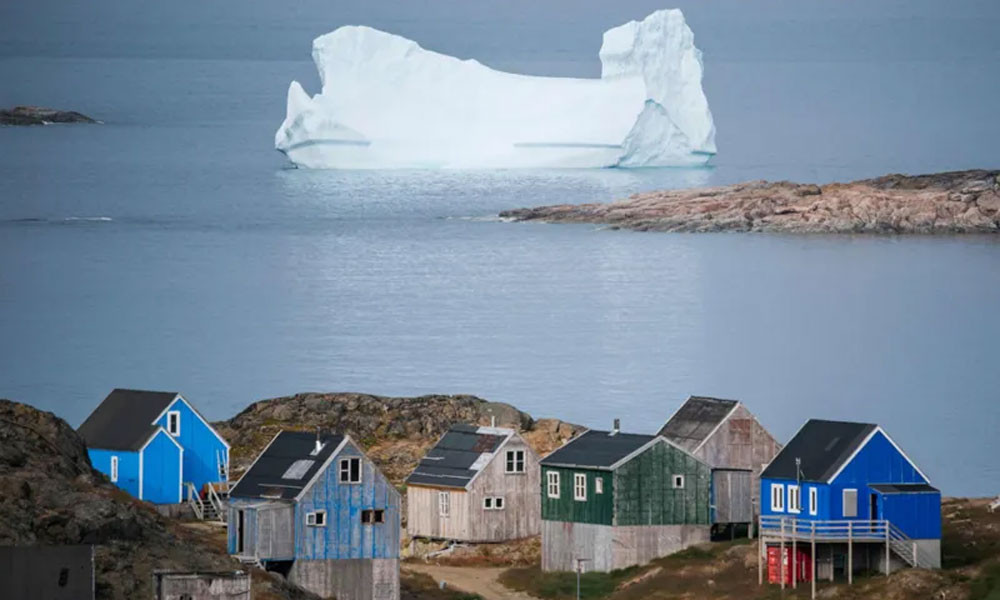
(2, 0, 999, 495)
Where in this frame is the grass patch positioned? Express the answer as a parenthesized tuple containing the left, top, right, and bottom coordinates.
(970, 562, 1000, 600)
(402, 572, 483, 600)
(499, 565, 642, 600)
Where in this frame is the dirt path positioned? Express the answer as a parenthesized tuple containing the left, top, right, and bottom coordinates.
(404, 564, 540, 600)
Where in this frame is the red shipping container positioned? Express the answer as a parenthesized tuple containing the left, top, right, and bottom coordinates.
(767, 546, 812, 584)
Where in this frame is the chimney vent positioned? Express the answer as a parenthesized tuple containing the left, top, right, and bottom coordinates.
(313, 427, 323, 455)
(491, 416, 496, 428)
(611, 418, 621, 436)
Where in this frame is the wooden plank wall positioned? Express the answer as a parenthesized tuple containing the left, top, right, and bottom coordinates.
(406, 485, 471, 540)
(614, 440, 711, 526)
(539, 466, 613, 525)
(712, 469, 752, 523)
(289, 557, 400, 600)
(466, 435, 541, 541)
(541, 521, 710, 572)
(256, 503, 294, 560)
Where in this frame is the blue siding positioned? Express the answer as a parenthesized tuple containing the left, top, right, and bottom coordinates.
(89, 448, 140, 497)
(880, 491, 942, 539)
(141, 429, 182, 504)
(295, 442, 401, 560)
(153, 396, 228, 492)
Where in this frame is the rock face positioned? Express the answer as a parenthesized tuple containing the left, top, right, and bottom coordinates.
(500, 169, 1000, 234)
(1, 105, 97, 125)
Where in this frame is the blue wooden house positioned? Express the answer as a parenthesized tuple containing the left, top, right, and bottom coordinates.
(758, 419, 940, 588)
(228, 431, 400, 600)
(77, 389, 230, 505)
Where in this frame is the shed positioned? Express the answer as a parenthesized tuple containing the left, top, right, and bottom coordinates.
(539, 423, 712, 572)
(405, 424, 540, 543)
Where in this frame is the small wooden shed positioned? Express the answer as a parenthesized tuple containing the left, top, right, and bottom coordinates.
(405, 424, 540, 543)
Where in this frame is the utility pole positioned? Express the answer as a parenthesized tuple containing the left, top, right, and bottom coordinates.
(575, 557, 590, 600)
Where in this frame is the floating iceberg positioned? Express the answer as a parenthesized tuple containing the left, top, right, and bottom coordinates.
(275, 9, 716, 169)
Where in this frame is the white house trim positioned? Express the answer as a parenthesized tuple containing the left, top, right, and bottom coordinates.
(136, 427, 183, 502)
(138, 452, 143, 499)
(691, 401, 743, 454)
(166, 410, 181, 436)
(138, 426, 184, 453)
(151, 395, 231, 450)
(178, 447, 184, 503)
(609, 436, 704, 471)
(464, 430, 538, 490)
(294, 435, 351, 502)
(824, 426, 930, 485)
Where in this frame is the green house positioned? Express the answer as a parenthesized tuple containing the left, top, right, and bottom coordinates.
(540, 423, 711, 572)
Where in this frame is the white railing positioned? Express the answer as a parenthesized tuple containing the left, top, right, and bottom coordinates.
(185, 482, 205, 520)
(206, 481, 229, 523)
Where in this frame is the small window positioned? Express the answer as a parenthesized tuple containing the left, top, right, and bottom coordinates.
(771, 483, 785, 512)
(573, 473, 587, 501)
(306, 510, 327, 527)
(483, 497, 505, 510)
(374, 509, 385, 523)
(110, 456, 119, 483)
(362, 509, 372, 524)
(788, 485, 801, 513)
(547, 471, 560, 499)
(167, 411, 181, 436)
(483, 497, 493, 510)
(438, 491, 450, 518)
(843, 489, 858, 518)
(809, 487, 818, 516)
(506, 450, 526, 473)
(361, 509, 384, 524)
(494, 497, 504, 510)
(595, 478, 604, 494)
(672, 475, 685, 489)
(339, 457, 361, 483)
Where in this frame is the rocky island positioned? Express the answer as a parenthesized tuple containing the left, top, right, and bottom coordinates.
(1, 105, 97, 125)
(500, 169, 1000, 234)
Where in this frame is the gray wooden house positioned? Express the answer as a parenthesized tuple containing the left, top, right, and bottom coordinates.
(228, 431, 400, 600)
(540, 422, 712, 572)
(658, 396, 781, 531)
(405, 424, 540, 543)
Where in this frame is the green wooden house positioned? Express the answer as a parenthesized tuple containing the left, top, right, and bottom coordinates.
(540, 421, 712, 572)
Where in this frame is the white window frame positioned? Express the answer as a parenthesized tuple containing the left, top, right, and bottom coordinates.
(842, 488, 858, 518)
(505, 449, 525, 474)
(494, 497, 504, 510)
(672, 475, 686, 490)
(306, 510, 327, 527)
(771, 483, 785, 512)
(546, 471, 560, 499)
(483, 497, 493, 510)
(483, 496, 505, 511)
(167, 410, 181, 436)
(110, 455, 119, 482)
(573, 473, 587, 502)
(809, 487, 818, 516)
(438, 491, 450, 518)
(595, 477, 604, 494)
(788, 485, 800, 513)
(339, 457, 362, 484)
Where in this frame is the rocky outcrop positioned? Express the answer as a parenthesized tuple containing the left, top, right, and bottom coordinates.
(500, 169, 1000, 234)
(1, 105, 97, 125)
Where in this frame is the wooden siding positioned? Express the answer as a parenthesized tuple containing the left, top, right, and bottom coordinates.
(256, 503, 295, 560)
(407, 486, 472, 540)
(154, 396, 228, 491)
(290, 558, 399, 600)
(614, 440, 710, 526)
(541, 521, 710, 572)
(141, 429, 183, 504)
(88, 448, 140, 499)
(711, 469, 752, 523)
(539, 466, 613, 525)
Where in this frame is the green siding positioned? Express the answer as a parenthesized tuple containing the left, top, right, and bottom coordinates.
(539, 466, 613, 525)
(613, 441, 711, 526)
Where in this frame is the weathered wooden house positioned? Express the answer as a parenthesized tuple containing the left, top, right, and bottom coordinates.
(758, 419, 940, 592)
(540, 423, 712, 572)
(77, 389, 230, 505)
(658, 396, 781, 530)
(227, 431, 400, 600)
(405, 424, 540, 542)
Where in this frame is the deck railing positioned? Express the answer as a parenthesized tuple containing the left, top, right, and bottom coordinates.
(185, 482, 205, 520)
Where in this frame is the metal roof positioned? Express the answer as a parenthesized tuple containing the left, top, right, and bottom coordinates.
(761, 419, 877, 483)
(230, 431, 345, 500)
(541, 429, 656, 470)
(870, 483, 939, 494)
(77, 389, 179, 451)
(405, 424, 512, 489)
(657, 396, 738, 452)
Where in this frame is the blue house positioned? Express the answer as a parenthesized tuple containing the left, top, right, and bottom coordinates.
(758, 419, 940, 585)
(77, 389, 230, 505)
(228, 431, 400, 600)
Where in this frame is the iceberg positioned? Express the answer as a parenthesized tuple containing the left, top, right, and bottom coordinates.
(275, 9, 716, 169)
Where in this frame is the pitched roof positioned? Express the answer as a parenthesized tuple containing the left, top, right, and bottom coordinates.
(77, 389, 179, 451)
(230, 431, 345, 500)
(870, 483, 939, 494)
(761, 419, 877, 483)
(657, 396, 739, 451)
(405, 424, 513, 489)
(541, 430, 657, 470)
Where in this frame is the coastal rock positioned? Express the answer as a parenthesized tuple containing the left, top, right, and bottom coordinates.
(499, 169, 1000, 234)
(1, 105, 97, 126)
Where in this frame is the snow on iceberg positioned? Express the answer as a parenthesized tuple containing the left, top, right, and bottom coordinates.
(275, 9, 715, 169)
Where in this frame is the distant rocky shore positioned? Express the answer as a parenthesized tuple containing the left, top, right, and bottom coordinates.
(500, 169, 1000, 234)
(1, 105, 97, 126)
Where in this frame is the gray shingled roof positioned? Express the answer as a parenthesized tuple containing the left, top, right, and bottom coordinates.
(657, 396, 739, 452)
(761, 419, 877, 483)
(77, 389, 179, 451)
(405, 424, 512, 489)
(230, 431, 345, 500)
(541, 430, 656, 470)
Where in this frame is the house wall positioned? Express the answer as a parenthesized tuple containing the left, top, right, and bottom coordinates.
(712, 469, 753, 524)
(541, 521, 710, 572)
(88, 448, 140, 498)
(154, 396, 228, 492)
(613, 440, 711, 526)
(466, 435, 541, 541)
(153, 572, 251, 600)
(296, 440, 401, 560)
(881, 492, 942, 540)
(142, 429, 183, 504)
(289, 557, 399, 600)
(407, 486, 472, 540)
(0, 545, 94, 600)
(539, 466, 613, 525)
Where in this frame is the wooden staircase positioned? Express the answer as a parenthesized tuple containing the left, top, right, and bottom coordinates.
(185, 481, 230, 524)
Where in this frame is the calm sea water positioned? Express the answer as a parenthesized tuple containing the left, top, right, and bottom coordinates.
(2, 1, 999, 495)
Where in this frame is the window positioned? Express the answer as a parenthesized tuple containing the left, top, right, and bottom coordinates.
(306, 510, 327, 527)
(167, 411, 181, 436)
(484, 497, 493, 510)
(672, 475, 686, 490)
(843, 489, 858, 518)
(770, 483, 785, 512)
(505, 450, 526, 473)
(595, 478, 604, 494)
(361, 509, 386, 524)
(438, 491, 450, 517)
(547, 471, 560, 499)
(110, 456, 119, 482)
(788, 485, 801, 513)
(494, 497, 504, 510)
(573, 473, 587, 501)
(483, 497, 505, 510)
(339, 457, 361, 483)
(809, 488, 818, 516)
